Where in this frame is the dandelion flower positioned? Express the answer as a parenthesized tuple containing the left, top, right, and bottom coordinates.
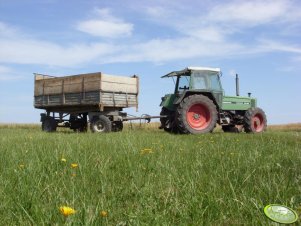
(71, 163, 78, 168)
(61, 158, 67, 162)
(59, 206, 76, 217)
(140, 148, 153, 155)
(19, 164, 25, 169)
(100, 210, 108, 217)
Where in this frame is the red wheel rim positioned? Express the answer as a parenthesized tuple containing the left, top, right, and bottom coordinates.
(252, 113, 264, 132)
(186, 104, 211, 130)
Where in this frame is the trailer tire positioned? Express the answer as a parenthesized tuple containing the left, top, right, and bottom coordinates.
(244, 107, 267, 133)
(42, 117, 57, 132)
(176, 94, 217, 134)
(90, 115, 112, 133)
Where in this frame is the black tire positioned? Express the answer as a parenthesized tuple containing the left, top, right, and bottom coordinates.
(176, 94, 217, 134)
(70, 114, 87, 133)
(244, 107, 267, 133)
(90, 115, 112, 133)
(222, 125, 239, 133)
(42, 117, 57, 132)
(112, 121, 123, 132)
(160, 107, 178, 133)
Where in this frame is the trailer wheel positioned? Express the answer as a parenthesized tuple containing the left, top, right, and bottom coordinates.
(42, 117, 57, 132)
(244, 107, 267, 133)
(176, 94, 217, 134)
(112, 121, 123, 132)
(90, 116, 112, 133)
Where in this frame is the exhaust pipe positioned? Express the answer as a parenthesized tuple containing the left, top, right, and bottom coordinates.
(236, 74, 239, 96)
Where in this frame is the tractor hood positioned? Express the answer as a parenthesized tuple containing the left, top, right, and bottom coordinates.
(161, 67, 221, 78)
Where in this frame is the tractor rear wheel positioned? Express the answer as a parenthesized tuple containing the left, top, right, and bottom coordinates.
(244, 107, 267, 133)
(176, 94, 217, 134)
(90, 115, 112, 133)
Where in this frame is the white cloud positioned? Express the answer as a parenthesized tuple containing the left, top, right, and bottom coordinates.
(0, 65, 24, 81)
(143, 0, 301, 40)
(0, 39, 119, 66)
(0, 21, 18, 37)
(208, 0, 290, 26)
(189, 27, 225, 42)
(145, 6, 175, 19)
(0, 1, 301, 68)
(76, 8, 133, 38)
(257, 39, 301, 54)
(0, 65, 11, 74)
(104, 37, 244, 64)
(0, 22, 120, 66)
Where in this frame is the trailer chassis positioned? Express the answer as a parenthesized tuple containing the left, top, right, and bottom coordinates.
(40, 110, 166, 133)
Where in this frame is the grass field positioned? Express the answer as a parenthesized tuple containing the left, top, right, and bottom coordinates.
(0, 123, 301, 225)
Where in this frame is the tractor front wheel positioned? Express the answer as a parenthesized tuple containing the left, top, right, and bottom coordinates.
(176, 94, 217, 134)
(244, 107, 267, 133)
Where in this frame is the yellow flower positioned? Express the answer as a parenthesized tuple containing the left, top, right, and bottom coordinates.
(71, 163, 78, 168)
(59, 206, 76, 217)
(19, 164, 25, 169)
(61, 158, 67, 162)
(100, 210, 108, 217)
(140, 148, 153, 155)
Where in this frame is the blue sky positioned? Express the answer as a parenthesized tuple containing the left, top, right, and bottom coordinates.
(0, 0, 300, 124)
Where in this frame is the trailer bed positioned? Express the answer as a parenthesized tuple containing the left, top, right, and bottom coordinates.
(34, 72, 139, 113)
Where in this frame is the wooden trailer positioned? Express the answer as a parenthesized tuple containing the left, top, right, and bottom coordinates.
(34, 72, 139, 132)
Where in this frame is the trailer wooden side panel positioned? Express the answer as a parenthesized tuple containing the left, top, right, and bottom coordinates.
(34, 72, 139, 112)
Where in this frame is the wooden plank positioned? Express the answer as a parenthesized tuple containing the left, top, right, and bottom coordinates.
(34, 72, 139, 110)
(101, 74, 138, 93)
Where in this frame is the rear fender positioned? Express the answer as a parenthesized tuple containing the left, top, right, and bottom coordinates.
(174, 91, 220, 110)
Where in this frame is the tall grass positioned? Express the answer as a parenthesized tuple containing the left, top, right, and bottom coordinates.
(0, 124, 300, 225)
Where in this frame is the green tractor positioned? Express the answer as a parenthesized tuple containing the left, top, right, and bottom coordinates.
(159, 67, 267, 134)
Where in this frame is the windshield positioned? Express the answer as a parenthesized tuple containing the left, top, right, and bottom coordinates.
(191, 70, 221, 90)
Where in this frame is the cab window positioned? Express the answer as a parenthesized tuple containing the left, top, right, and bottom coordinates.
(209, 73, 222, 90)
(177, 75, 190, 93)
(191, 72, 208, 89)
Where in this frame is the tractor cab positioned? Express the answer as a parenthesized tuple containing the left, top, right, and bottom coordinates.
(160, 67, 223, 111)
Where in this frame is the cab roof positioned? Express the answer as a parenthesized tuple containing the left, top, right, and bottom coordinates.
(161, 66, 221, 78)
